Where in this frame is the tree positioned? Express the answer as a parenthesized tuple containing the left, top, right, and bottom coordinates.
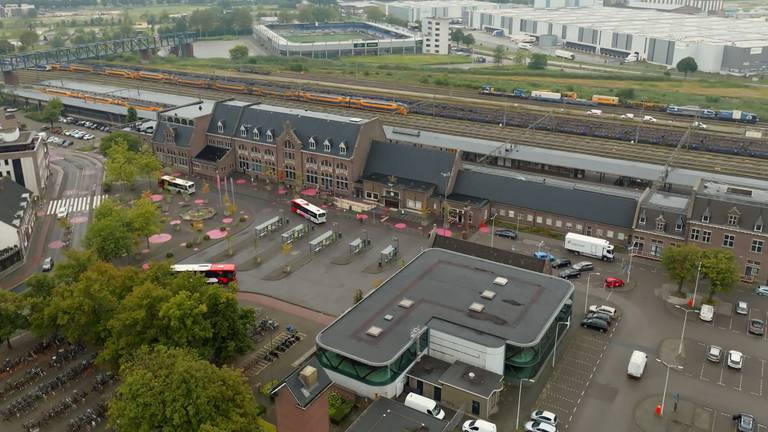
(231, 7, 253, 35)
(40, 98, 64, 127)
(0, 291, 27, 349)
(462, 33, 475, 47)
(126, 107, 138, 123)
(364, 6, 385, 22)
(19, 30, 39, 48)
(661, 244, 702, 293)
(229, 44, 249, 62)
(127, 196, 161, 249)
(512, 49, 529, 66)
(100, 131, 142, 154)
(676, 57, 698, 77)
(450, 28, 465, 47)
(105, 140, 140, 185)
(135, 150, 162, 187)
(108, 345, 262, 432)
(615, 88, 636, 103)
(188, 8, 218, 36)
(701, 249, 739, 302)
(528, 53, 548, 70)
(199, 287, 255, 365)
(50, 35, 65, 48)
(85, 198, 134, 261)
(23, 273, 58, 337)
(0, 39, 14, 55)
(493, 45, 505, 65)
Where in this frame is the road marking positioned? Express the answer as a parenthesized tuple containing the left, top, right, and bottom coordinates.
(718, 363, 725, 386)
(47, 200, 55, 214)
(45, 194, 107, 215)
(735, 373, 743, 391)
(699, 363, 707, 381)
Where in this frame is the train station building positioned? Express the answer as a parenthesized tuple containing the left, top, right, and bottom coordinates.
(315, 248, 574, 414)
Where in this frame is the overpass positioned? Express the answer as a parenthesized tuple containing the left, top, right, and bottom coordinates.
(1, 32, 197, 83)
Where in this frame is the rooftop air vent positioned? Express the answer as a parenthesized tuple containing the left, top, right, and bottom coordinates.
(384, 314, 394, 321)
(399, 298, 414, 309)
(481, 290, 496, 300)
(493, 277, 508, 286)
(366, 326, 383, 337)
(468, 302, 485, 313)
(349, 117, 363, 123)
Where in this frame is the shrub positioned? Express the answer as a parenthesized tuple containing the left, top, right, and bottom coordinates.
(259, 380, 278, 397)
(328, 394, 355, 425)
(255, 403, 267, 417)
(288, 63, 305, 72)
(203, 234, 210, 241)
(103, 182, 112, 193)
(185, 242, 192, 248)
(220, 226, 227, 232)
(165, 252, 174, 258)
(239, 216, 247, 222)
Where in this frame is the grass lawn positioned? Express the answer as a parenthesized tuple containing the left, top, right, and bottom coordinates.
(256, 418, 276, 432)
(282, 33, 368, 43)
(340, 54, 472, 66)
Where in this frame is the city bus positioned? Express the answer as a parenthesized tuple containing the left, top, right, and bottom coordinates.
(171, 263, 237, 285)
(158, 175, 196, 194)
(290, 198, 327, 224)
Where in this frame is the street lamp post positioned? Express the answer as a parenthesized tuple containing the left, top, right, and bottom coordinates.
(515, 378, 536, 430)
(656, 358, 683, 416)
(626, 245, 635, 284)
(440, 171, 451, 227)
(489, 212, 497, 248)
(676, 261, 702, 355)
(552, 319, 571, 368)
(584, 272, 601, 314)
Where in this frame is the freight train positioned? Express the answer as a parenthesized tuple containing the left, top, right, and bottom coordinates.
(47, 63, 409, 115)
(479, 85, 759, 124)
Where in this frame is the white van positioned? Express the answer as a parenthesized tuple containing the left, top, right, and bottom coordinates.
(627, 350, 648, 379)
(699, 304, 714, 322)
(404, 392, 445, 419)
(462, 419, 497, 432)
(518, 42, 534, 50)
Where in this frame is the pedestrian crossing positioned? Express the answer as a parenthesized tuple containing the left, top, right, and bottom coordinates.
(45, 194, 107, 216)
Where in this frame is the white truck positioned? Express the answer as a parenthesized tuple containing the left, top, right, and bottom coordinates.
(627, 350, 647, 378)
(554, 49, 575, 60)
(564, 233, 615, 261)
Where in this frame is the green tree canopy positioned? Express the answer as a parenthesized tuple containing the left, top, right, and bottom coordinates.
(231, 7, 254, 35)
(105, 139, 140, 185)
(0, 291, 28, 348)
(188, 8, 218, 35)
(364, 6, 385, 21)
(229, 44, 249, 62)
(109, 345, 262, 432)
(450, 28, 465, 46)
(493, 45, 505, 65)
(462, 33, 475, 46)
(40, 98, 64, 127)
(100, 131, 142, 154)
(128, 196, 161, 249)
(85, 197, 134, 260)
(297, 5, 339, 22)
(701, 249, 739, 302)
(512, 49, 529, 66)
(661, 244, 702, 293)
(50, 35, 65, 48)
(528, 53, 548, 70)
(676, 57, 698, 77)
(19, 30, 39, 48)
(0, 39, 14, 55)
(126, 107, 138, 123)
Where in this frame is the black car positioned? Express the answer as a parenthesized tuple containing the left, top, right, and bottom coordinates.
(551, 259, 572, 269)
(494, 229, 518, 240)
(559, 268, 581, 279)
(581, 318, 609, 333)
(585, 312, 612, 325)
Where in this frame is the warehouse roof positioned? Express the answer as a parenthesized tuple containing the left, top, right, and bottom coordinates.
(364, 140, 456, 195)
(345, 396, 447, 432)
(316, 248, 573, 365)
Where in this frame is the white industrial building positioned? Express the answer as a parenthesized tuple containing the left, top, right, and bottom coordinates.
(384, 0, 503, 23)
(465, 6, 768, 74)
(624, 0, 724, 13)
(422, 17, 451, 54)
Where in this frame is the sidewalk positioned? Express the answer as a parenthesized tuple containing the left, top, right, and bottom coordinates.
(635, 395, 715, 432)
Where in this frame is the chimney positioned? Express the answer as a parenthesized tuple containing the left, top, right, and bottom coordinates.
(299, 365, 318, 388)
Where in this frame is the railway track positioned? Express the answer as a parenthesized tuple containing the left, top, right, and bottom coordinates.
(14, 70, 768, 181)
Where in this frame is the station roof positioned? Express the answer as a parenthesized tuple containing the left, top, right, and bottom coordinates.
(6, 87, 157, 120)
(364, 140, 456, 195)
(345, 396, 448, 432)
(316, 248, 574, 365)
(39, 80, 208, 108)
(161, 100, 216, 119)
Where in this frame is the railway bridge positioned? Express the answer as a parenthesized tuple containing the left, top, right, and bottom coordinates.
(1, 32, 197, 84)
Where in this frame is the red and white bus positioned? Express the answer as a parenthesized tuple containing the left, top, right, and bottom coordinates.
(159, 175, 196, 194)
(290, 198, 327, 224)
(171, 263, 237, 285)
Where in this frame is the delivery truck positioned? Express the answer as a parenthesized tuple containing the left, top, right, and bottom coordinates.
(554, 49, 575, 60)
(564, 233, 615, 261)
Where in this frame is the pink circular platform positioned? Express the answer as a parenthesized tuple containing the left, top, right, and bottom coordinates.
(194, 199, 205, 205)
(479, 226, 491, 233)
(148, 233, 172, 244)
(301, 188, 318, 196)
(222, 217, 233, 224)
(356, 214, 369, 220)
(236, 179, 247, 184)
(207, 228, 227, 240)
(69, 216, 88, 224)
(394, 223, 407, 230)
(170, 220, 181, 226)
(277, 187, 287, 195)
(48, 240, 65, 250)
(435, 228, 452, 237)
(150, 194, 163, 202)
(141, 263, 151, 270)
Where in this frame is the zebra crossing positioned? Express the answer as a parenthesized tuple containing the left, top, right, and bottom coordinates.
(45, 194, 107, 216)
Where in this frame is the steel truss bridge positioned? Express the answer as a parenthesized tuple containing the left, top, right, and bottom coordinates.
(1, 32, 197, 72)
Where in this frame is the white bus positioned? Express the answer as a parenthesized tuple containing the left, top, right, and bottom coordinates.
(290, 198, 327, 224)
(158, 175, 196, 194)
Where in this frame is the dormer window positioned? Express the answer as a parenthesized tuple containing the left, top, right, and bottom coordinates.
(701, 208, 710, 223)
(308, 137, 316, 150)
(266, 130, 273, 142)
(638, 211, 646, 225)
(727, 209, 740, 226)
(217, 120, 224, 134)
(323, 139, 331, 152)
(239, 125, 248, 137)
(253, 128, 260, 140)
(755, 217, 764, 233)
(655, 216, 666, 232)
(675, 217, 684, 232)
(339, 142, 347, 156)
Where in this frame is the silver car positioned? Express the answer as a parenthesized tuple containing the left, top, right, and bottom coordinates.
(755, 286, 768, 296)
(706, 345, 722, 363)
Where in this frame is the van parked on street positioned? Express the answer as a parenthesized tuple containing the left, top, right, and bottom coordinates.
(404, 392, 445, 419)
(699, 304, 714, 322)
(627, 350, 648, 378)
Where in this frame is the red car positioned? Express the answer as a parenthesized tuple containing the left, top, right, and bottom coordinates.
(604, 277, 625, 288)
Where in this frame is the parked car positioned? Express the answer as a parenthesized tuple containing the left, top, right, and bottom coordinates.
(533, 251, 556, 262)
(56, 205, 68, 219)
(727, 350, 743, 370)
(699, 304, 714, 322)
(586, 109, 602, 116)
(733, 413, 756, 432)
(559, 268, 581, 279)
(604, 277, 625, 288)
(585, 312, 612, 325)
(524, 420, 557, 432)
(572, 261, 594, 272)
(736, 301, 749, 315)
(706, 345, 722, 363)
(494, 229, 518, 240)
(5, 107, 19, 113)
(589, 304, 617, 318)
(41, 257, 54, 272)
(692, 121, 707, 129)
(748, 319, 765, 336)
(755, 286, 768, 296)
(581, 317, 609, 333)
(620, 113, 635, 119)
(551, 259, 571, 269)
(530, 410, 558, 426)
(642, 115, 657, 123)
(462, 419, 497, 432)
(83, 134, 95, 140)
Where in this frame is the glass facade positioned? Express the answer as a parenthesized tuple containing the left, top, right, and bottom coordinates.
(317, 331, 429, 386)
(504, 296, 573, 381)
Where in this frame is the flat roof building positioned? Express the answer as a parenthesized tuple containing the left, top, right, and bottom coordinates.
(316, 248, 574, 399)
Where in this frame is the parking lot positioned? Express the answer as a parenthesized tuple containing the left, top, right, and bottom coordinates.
(533, 307, 621, 431)
(698, 302, 768, 342)
(687, 340, 767, 398)
(711, 409, 768, 432)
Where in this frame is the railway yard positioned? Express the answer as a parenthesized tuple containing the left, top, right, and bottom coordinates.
(12, 67, 768, 182)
